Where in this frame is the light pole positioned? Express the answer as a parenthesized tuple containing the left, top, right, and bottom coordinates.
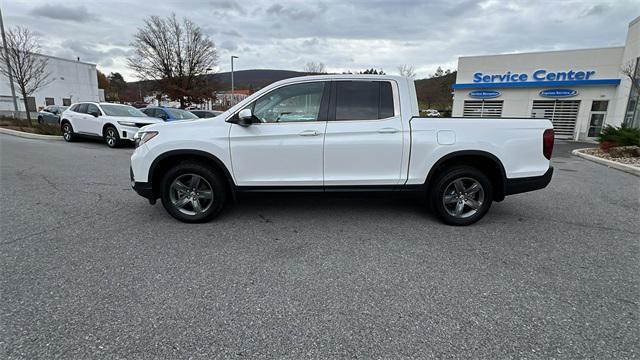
(231, 55, 238, 102)
(205, 67, 213, 110)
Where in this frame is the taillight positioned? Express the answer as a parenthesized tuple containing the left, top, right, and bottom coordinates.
(543, 129, 554, 160)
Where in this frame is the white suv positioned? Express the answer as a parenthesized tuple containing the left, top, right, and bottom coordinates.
(60, 102, 162, 148)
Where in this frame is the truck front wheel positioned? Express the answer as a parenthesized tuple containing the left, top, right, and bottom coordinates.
(160, 161, 226, 223)
(429, 166, 493, 226)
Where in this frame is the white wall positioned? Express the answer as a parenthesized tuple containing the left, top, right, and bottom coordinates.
(0, 54, 99, 112)
(611, 16, 640, 125)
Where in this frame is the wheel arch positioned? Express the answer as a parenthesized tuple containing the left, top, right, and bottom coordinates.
(424, 150, 507, 201)
(102, 122, 117, 135)
(148, 150, 236, 200)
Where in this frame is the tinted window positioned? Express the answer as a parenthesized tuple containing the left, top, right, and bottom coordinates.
(253, 82, 326, 123)
(87, 104, 101, 115)
(166, 108, 198, 120)
(76, 103, 88, 113)
(141, 108, 153, 116)
(335, 81, 394, 120)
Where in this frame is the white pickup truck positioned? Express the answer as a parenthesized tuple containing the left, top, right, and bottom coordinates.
(130, 75, 554, 225)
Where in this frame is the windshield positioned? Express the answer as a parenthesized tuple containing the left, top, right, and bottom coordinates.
(166, 108, 198, 120)
(100, 104, 147, 117)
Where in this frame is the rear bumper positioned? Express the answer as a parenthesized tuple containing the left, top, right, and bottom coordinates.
(505, 167, 553, 196)
(130, 166, 154, 200)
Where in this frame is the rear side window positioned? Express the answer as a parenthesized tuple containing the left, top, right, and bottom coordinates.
(75, 103, 88, 113)
(334, 81, 395, 120)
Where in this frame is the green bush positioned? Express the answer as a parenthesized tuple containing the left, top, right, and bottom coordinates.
(597, 124, 640, 147)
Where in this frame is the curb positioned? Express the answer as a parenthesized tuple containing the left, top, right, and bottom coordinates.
(0, 127, 63, 141)
(572, 148, 640, 177)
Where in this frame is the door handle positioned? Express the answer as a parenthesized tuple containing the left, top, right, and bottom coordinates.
(299, 130, 319, 136)
(378, 128, 399, 134)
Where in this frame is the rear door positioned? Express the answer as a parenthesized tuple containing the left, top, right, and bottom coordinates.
(72, 103, 91, 133)
(323, 80, 404, 186)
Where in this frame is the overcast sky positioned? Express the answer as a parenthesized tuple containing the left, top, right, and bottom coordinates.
(3, 0, 639, 81)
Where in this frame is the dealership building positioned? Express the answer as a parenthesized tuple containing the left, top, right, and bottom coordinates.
(452, 16, 639, 140)
(0, 54, 99, 116)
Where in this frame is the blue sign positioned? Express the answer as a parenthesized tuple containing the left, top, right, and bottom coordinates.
(539, 89, 578, 98)
(469, 90, 501, 99)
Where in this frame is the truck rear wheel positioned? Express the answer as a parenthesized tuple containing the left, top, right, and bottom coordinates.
(429, 165, 493, 226)
(160, 161, 226, 223)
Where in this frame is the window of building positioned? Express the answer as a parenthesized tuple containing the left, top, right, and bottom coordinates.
(532, 100, 581, 139)
(62, 98, 71, 106)
(45, 97, 55, 106)
(26, 97, 36, 112)
(334, 81, 394, 120)
(462, 100, 503, 117)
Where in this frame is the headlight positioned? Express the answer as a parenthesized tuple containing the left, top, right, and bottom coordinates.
(134, 131, 158, 147)
(118, 121, 137, 126)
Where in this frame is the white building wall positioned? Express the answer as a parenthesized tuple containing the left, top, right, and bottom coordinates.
(0, 54, 99, 112)
(611, 16, 640, 125)
(451, 16, 640, 141)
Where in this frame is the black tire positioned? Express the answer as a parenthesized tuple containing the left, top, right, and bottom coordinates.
(61, 122, 76, 142)
(160, 161, 226, 223)
(103, 126, 121, 148)
(429, 165, 493, 226)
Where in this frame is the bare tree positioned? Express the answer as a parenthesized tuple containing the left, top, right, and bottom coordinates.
(621, 59, 639, 91)
(128, 14, 218, 108)
(398, 64, 416, 78)
(0, 26, 51, 123)
(304, 61, 327, 74)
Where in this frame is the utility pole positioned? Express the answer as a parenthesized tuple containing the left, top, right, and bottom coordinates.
(0, 7, 19, 115)
(231, 55, 238, 104)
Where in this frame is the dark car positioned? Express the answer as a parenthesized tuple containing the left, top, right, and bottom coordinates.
(141, 107, 199, 121)
(190, 110, 223, 118)
(37, 105, 68, 124)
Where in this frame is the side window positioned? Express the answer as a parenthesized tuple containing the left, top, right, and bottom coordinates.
(76, 103, 88, 114)
(87, 104, 101, 115)
(253, 82, 326, 123)
(334, 81, 395, 120)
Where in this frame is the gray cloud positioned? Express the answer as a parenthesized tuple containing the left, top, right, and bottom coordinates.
(30, 4, 95, 23)
(4, 0, 637, 80)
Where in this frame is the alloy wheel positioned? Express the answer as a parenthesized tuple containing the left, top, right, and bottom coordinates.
(63, 124, 72, 141)
(105, 128, 117, 147)
(442, 177, 485, 218)
(169, 174, 214, 216)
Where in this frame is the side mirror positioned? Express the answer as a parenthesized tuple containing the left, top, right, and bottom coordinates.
(234, 108, 254, 126)
(90, 111, 100, 117)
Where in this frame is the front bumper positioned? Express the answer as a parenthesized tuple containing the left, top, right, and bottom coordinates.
(505, 166, 554, 196)
(130, 166, 154, 200)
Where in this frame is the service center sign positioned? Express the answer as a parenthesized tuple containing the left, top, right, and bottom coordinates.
(539, 89, 578, 98)
(473, 69, 596, 83)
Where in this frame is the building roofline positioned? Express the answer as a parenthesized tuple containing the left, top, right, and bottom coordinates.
(458, 46, 625, 60)
(630, 15, 640, 27)
(33, 51, 96, 66)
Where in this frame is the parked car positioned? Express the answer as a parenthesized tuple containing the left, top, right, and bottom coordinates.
(60, 102, 162, 148)
(141, 107, 199, 121)
(190, 110, 223, 118)
(130, 75, 554, 225)
(37, 105, 68, 124)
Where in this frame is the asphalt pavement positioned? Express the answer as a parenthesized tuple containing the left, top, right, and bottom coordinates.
(1, 134, 638, 359)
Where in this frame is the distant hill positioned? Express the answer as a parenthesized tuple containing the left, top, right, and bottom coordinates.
(414, 71, 457, 112)
(208, 69, 308, 91)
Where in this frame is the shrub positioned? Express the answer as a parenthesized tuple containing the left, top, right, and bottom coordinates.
(597, 124, 640, 150)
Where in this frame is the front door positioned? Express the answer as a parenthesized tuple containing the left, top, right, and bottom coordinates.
(229, 81, 329, 187)
(323, 80, 405, 186)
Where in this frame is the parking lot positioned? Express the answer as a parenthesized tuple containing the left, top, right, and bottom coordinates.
(1, 134, 638, 358)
